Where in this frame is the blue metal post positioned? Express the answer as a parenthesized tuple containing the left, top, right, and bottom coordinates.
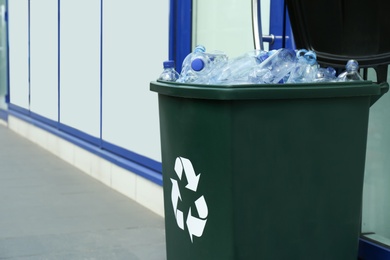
(169, 0, 192, 72)
(269, 0, 295, 50)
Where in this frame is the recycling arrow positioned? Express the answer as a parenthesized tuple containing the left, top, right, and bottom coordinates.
(176, 157, 200, 191)
(174, 157, 183, 180)
(171, 179, 184, 230)
(170, 157, 208, 243)
(186, 195, 208, 242)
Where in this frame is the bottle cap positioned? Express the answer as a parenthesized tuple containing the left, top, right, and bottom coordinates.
(304, 51, 317, 65)
(191, 58, 205, 72)
(194, 45, 206, 53)
(346, 60, 359, 72)
(163, 60, 175, 68)
(296, 49, 308, 58)
(257, 52, 269, 63)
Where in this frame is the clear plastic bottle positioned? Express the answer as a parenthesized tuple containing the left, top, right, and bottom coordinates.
(158, 60, 179, 82)
(249, 48, 297, 84)
(177, 45, 206, 83)
(286, 50, 319, 83)
(212, 50, 269, 85)
(337, 60, 364, 81)
(314, 67, 337, 82)
(177, 45, 228, 84)
(191, 50, 228, 84)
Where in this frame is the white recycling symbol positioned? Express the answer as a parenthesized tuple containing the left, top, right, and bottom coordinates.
(170, 157, 208, 243)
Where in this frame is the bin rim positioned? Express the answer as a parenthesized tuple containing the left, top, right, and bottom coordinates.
(150, 80, 387, 101)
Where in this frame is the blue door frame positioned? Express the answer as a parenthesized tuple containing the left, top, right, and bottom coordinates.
(169, 0, 390, 258)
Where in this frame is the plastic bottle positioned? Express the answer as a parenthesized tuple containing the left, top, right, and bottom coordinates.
(176, 45, 228, 84)
(337, 60, 364, 81)
(286, 49, 319, 83)
(192, 50, 228, 84)
(314, 67, 337, 82)
(249, 48, 297, 84)
(212, 49, 269, 85)
(158, 60, 179, 82)
(176, 45, 206, 83)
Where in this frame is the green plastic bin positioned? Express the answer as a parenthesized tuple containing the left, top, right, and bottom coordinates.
(150, 80, 388, 260)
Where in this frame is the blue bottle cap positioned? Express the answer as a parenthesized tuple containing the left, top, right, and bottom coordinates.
(256, 52, 269, 63)
(296, 49, 308, 58)
(191, 58, 205, 72)
(304, 51, 317, 65)
(163, 60, 175, 69)
(326, 67, 336, 76)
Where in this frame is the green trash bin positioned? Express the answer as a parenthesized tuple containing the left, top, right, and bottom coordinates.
(150, 80, 388, 259)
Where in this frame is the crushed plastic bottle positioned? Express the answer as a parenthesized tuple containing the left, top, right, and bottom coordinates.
(212, 50, 269, 85)
(176, 45, 206, 83)
(158, 60, 179, 82)
(176, 45, 228, 84)
(337, 60, 364, 81)
(162, 46, 366, 85)
(314, 67, 337, 82)
(249, 48, 297, 84)
(286, 50, 319, 83)
(193, 50, 229, 84)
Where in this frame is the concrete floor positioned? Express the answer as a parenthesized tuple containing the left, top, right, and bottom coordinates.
(0, 124, 166, 259)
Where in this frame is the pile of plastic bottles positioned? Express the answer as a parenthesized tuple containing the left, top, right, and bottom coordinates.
(158, 45, 364, 85)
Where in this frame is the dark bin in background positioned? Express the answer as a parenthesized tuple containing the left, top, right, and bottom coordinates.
(151, 1, 390, 259)
(286, 0, 390, 83)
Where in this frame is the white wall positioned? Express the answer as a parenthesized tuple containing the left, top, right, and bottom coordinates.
(0, 1, 7, 97)
(7, 0, 169, 163)
(60, 0, 101, 138)
(8, 0, 29, 109)
(30, 0, 58, 121)
(102, 0, 168, 162)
